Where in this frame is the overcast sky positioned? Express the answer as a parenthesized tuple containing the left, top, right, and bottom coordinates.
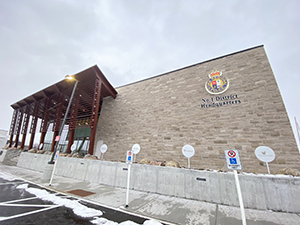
(0, 0, 299, 149)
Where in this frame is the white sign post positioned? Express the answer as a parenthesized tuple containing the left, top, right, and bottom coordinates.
(132, 144, 140, 163)
(100, 144, 108, 160)
(125, 150, 133, 208)
(255, 146, 275, 174)
(71, 143, 77, 153)
(224, 149, 247, 225)
(38, 143, 44, 150)
(182, 144, 195, 169)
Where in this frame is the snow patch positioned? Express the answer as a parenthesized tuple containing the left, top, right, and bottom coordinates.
(90, 217, 162, 225)
(16, 184, 163, 225)
(16, 183, 29, 189)
(143, 220, 163, 225)
(91, 217, 118, 225)
(16, 185, 103, 218)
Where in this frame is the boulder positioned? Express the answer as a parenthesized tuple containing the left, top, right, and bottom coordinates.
(150, 161, 166, 166)
(28, 149, 37, 153)
(166, 161, 180, 168)
(37, 150, 45, 154)
(58, 153, 67, 157)
(150, 161, 159, 166)
(72, 152, 83, 158)
(84, 154, 98, 160)
(139, 158, 151, 164)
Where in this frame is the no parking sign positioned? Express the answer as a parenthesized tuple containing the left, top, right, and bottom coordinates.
(224, 149, 242, 170)
(126, 150, 133, 164)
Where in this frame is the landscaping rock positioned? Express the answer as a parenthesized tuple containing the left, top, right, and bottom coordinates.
(277, 168, 300, 177)
(72, 152, 83, 158)
(28, 149, 37, 153)
(84, 154, 98, 160)
(139, 158, 151, 164)
(166, 161, 180, 168)
(37, 150, 45, 154)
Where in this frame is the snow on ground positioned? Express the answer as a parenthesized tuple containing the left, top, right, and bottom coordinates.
(90, 218, 162, 225)
(17, 183, 103, 218)
(16, 183, 162, 225)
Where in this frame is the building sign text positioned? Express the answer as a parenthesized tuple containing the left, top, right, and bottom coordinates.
(201, 94, 241, 108)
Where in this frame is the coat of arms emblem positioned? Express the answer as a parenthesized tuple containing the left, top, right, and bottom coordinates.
(205, 71, 229, 94)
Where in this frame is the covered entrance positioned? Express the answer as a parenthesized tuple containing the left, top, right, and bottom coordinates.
(8, 65, 117, 155)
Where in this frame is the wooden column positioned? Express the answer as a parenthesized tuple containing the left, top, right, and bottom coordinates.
(39, 98, 50, 150)
(14, 108, 24, 148)
(20, 106, 30, 149)
(67, 93, 79, 153)
(50, 94, 63, 152)
(88, 78, 102, 155)
(50, 130, 59, 152)
(67, 130, 75, 153)
(8, 109, 18, 147)
(28, 102, 39, 150)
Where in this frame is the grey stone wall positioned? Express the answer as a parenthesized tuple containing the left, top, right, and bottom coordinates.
(95, 46, 300, 174)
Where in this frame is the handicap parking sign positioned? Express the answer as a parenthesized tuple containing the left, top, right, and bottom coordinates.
(230, 158, 237, 164)
(126, 151, 133, 164)
(224, 149, 242, 170)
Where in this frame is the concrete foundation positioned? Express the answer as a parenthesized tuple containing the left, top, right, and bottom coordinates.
(0, 149, 7, 162)
(16, 152, 300, 213)
(42, 163, 54, 182)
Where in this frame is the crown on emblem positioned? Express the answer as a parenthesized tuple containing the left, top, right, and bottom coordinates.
(208, 70, 222, 78)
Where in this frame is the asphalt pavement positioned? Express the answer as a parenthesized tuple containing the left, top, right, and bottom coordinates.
(0, 163, 299, 225)
(0, 177, 152, 225)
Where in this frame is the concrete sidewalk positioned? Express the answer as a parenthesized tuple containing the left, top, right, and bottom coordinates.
(0, 163, 299, 225)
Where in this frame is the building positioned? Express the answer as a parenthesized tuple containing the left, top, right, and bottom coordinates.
(7, 45, 300, 174)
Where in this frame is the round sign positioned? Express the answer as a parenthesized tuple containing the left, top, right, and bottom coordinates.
(182, 144, 195, 158)
(71, 143, 76, 152)
(132, 144, 140, 154)
(38, 143, 44, 150)
(255, 146, 275, 163)
(100, 144, 108, 153)
(228, 150, 236, 158)
(96, 140, 103, 153)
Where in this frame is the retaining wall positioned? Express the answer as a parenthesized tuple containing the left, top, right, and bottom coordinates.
(0, 149, 7, 162)
(17, 152, 300, 213)
(17, 152, 52, 172)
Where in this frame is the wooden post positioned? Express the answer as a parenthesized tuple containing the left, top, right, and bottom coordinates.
(88, 78, 102, 155)
(8, 109, 18, 147)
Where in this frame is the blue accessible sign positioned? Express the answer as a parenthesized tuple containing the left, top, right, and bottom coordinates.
(230, 158, 237, 164)
(224, 149, 242, 170)
(126, 150, 133, 164)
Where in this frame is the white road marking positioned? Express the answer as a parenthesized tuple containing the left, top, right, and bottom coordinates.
(0, 204, 62, 222)
(0, 203, 55, 207)
(0, 182, 24, 185)
(0, 196, 38, 204)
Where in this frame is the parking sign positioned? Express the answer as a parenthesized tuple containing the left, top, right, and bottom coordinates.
(126, 150, 133, 164)
(224, 149, 242, 170)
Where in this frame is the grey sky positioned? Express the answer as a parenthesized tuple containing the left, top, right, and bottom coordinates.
(0, 0, 299, 149)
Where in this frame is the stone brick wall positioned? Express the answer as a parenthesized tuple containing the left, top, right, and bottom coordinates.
(95, 46, 300, 174)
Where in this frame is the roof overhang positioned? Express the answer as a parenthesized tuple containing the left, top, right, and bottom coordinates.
(10, 65, 117, 122)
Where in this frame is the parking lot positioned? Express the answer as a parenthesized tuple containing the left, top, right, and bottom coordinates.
(0, 177, 152, 225)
